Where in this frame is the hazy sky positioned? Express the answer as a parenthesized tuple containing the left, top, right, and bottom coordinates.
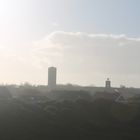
(0, 0, 140, 87)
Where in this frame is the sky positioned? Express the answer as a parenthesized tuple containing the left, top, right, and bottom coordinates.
(0, 0, 140, 87)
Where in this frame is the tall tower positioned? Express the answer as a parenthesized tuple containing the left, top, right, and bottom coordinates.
(105, 78, 111, 88)
(48, 67, 57, 89)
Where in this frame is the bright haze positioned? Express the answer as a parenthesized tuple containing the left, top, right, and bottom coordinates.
(0, 0, 140, 87)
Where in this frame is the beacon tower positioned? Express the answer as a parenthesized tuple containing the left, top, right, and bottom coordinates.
(105, 78, 111, 88)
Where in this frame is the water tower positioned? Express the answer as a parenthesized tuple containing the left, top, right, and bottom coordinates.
(48, 67, 57, 89)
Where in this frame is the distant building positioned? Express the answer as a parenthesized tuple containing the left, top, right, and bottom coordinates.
(105, 78, 111, 88)
(48, 67, 57, 89)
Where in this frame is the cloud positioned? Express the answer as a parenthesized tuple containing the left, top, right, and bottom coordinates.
(34, 31, 140, 76)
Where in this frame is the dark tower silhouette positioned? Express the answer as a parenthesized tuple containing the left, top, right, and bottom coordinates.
(48, 67, 57, 89)
(105, 78, 111, 88)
